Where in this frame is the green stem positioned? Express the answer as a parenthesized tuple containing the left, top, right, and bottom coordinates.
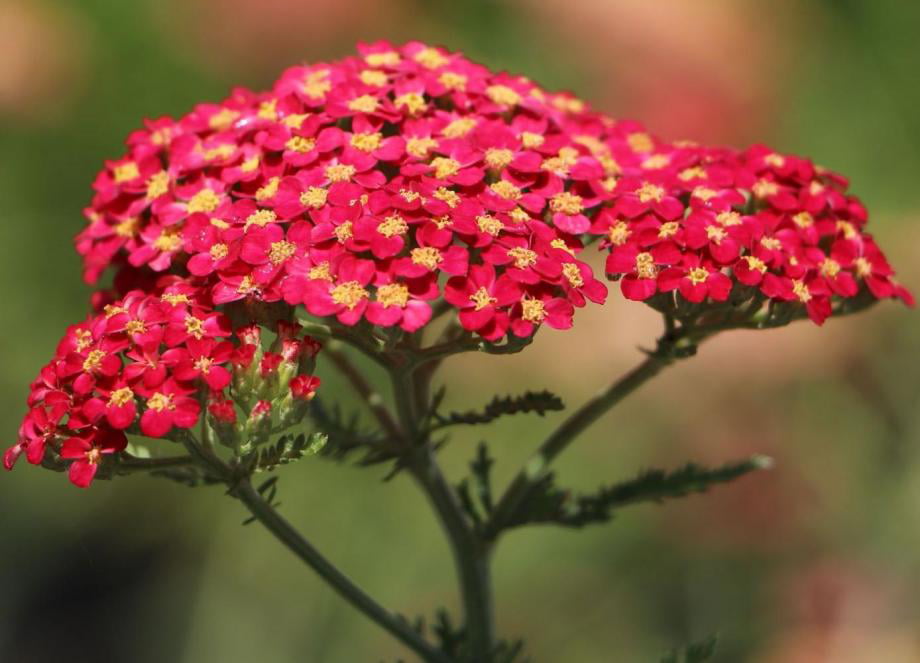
(234, 478, 451, 663)
(393, 368, 497, 661)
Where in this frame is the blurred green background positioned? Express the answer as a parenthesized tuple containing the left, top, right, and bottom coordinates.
(1, 1, 918, 661)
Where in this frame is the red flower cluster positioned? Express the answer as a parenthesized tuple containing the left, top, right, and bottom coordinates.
(4, 281, 321, 487)
(7, 41, 913, 487)
(75, 41, 909, 338)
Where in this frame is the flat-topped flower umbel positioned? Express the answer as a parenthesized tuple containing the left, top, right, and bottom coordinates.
(4, 40, 912, 663)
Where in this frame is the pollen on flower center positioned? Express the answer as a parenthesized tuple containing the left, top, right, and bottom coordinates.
(485, 148, 514, 170)
(108, 386, 134, 407)
(359, 69, 388, 87)
(678, 166, 707, 181)
(635, 252, 657, 279)
(115, 217, 141, 238)
(760, 237, 781, 250)
(792, 280, 812, 302)
(608, 221, 630, 245)
(153, 227, 182, 252)
(562, 262, 584, 288)
(743, 256, 767, 273)
(490, 180, 521, 200)
(147, 392, 175, 412)
(245, 209, 277, 230)
(476, 215, 503, 236)
(299, 187, 328, 209)
(551, 238, 576, 256)
(507, 246, 537, 269)
(520, 131, 544, 149)
(309, 261, 333, 281)
(717, 211, 741, 227)
(334, 221, 353, 243)
(637, 182, 664, 203)
(438, 71, 467, 90)
(113, 162, 139, 183)
(395, 92, 427, 115)
(406, 137, 438, 159)
(348, 95, 379, 113)
(82, 349, 106, 372)
(753, 179, 779, 198)
(520, 297, 546, 323)
(820, 258, 841, 278)
(431, 157, 461, 179)
(125, 319, 147, 335)
(693, 187, 718, 201)
(194, 357, 213, 374)
(240, 155, 260, 173)
(470, 287, 497, 311)
(411, 247, 442, 270)
(687, 267, 709, 285)
(85, 447, 103, 465)
(377, 215, 409, 238)
(706, 226, 727, 243)
(854, 257, 872, 277)
(286, 136, 316, 153)
(486, 85, 521, 106)
(75, 329, 93, 352)
(325, 164, 356, 182)
(550, 191, 584, 215)
(331, 280, 369, 309)
(627, 132, 654, 152)
(269, 240, 296, 264)
(433, 187, 460, 208)
(658, 221, 679, 238)
(415, 47, 448, 69)
(793, 212, 814, 228)
(442, 117, 477, 138)
(210, 243, 229, 260)
(188, 189, 220, 214)
(256, 177, 280, 201)
(146, 171, 169, 199)
(185, 315, 204, 339)
(350, 132, 383, 152)
(376, 283, 410, 308)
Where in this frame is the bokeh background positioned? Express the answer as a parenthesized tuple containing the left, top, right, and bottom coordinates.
(1, 0, 918, 661)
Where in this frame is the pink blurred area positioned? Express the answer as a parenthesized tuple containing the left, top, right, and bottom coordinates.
(520, 0, 798, 145)
(0, 0, 88, 119)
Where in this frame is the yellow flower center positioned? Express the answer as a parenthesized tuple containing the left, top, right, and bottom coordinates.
(377, 215, 409, 238)
(350, 132, 383, 152)
(187, 189, 220, 214)
(146, 171, 169, 199)
(627, 132, 654, 152)
(184, 315, 205, 339)
(300, 187, 328, 209)
(108, 387, 134, 407)
(637, 182, 664, 203)
(309, 261, 333, 281)
(255, 177, 280, 201)
(82, 349, 106, 372)
(410, 247, 443, 270)
(490, 180, 521, 200)
(820, 258, 841, 278)
(550, 238, 575, 256)
(642, 154, 671, 170)
(678, 166, 707, 181)
(193, 357, 213, 374)
(442, 117, 477, 138)
(765, 153, 786, 168)
(334, 221, 353, 243)
(470, 287, 497, 311)
(359, 70, 388, 87)
(520, 297, 546, 323)
(113, 162, 139, 183)
(520, 131, 544, 149)
(486, 85, 521, 106)
(753, 180, 779, 198)
(407, 137, 438, 159)
(161, 293, 190, 306)
(414, 47, 448, 69)
(347, 95, 379, 113)
(635, 252, 657, 279)
(693, 187, 718, 201)
(687, 267, 709, 285)
(792, 280, 811, 303)
(717, 211, 742, 226)
(438, 71, 467, 90)
(125, 319, 147, 335)
(507, 246, 537, 269)
(744, 256, 767, 273)
(485, 148, 514, 170)
(209, 243, 229, 260)
(658, 221, 679, 238)
(146, 392, 175, 412)
(115, 217, 141, 238)
(562, 262, 584, 288)
(364, 51, 399, 67)
(285, 136, 316, 153)
(269, 240, 296, 264)
(854, 257, 872, 278)
(476, 215, 503, 236)
(793, 212, 814, 228)
(706, 226, 727, 243)
(608, 221, 630, 246)
(550, 192, 584, 215)
(431, 157, 461, 179)
(331, 281, 369, 309)
(395, 92, 428, 115)
(376, 283, 410, 308)
(325, 164, 356, 182)
(75, 329, 93, 352)
(245, 209, 277, 230)
(209, 109, 238, 131)
(153, 227, 182, 252)
(760, 237, 781, 250)
(240, 155, 260, 173)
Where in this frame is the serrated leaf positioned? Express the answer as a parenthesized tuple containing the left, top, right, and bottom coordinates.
(433, 390, 564, 429)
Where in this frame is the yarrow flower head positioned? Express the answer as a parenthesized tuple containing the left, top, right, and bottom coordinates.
(8, 40, 912, 488)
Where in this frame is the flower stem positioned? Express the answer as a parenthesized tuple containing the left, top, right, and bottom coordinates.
(394, 366, 497, 661)
(485, 324, 696, 539)
(234, 477, 451, 663)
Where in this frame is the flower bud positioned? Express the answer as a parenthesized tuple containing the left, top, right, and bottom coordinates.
(207, 398, 238, 447)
